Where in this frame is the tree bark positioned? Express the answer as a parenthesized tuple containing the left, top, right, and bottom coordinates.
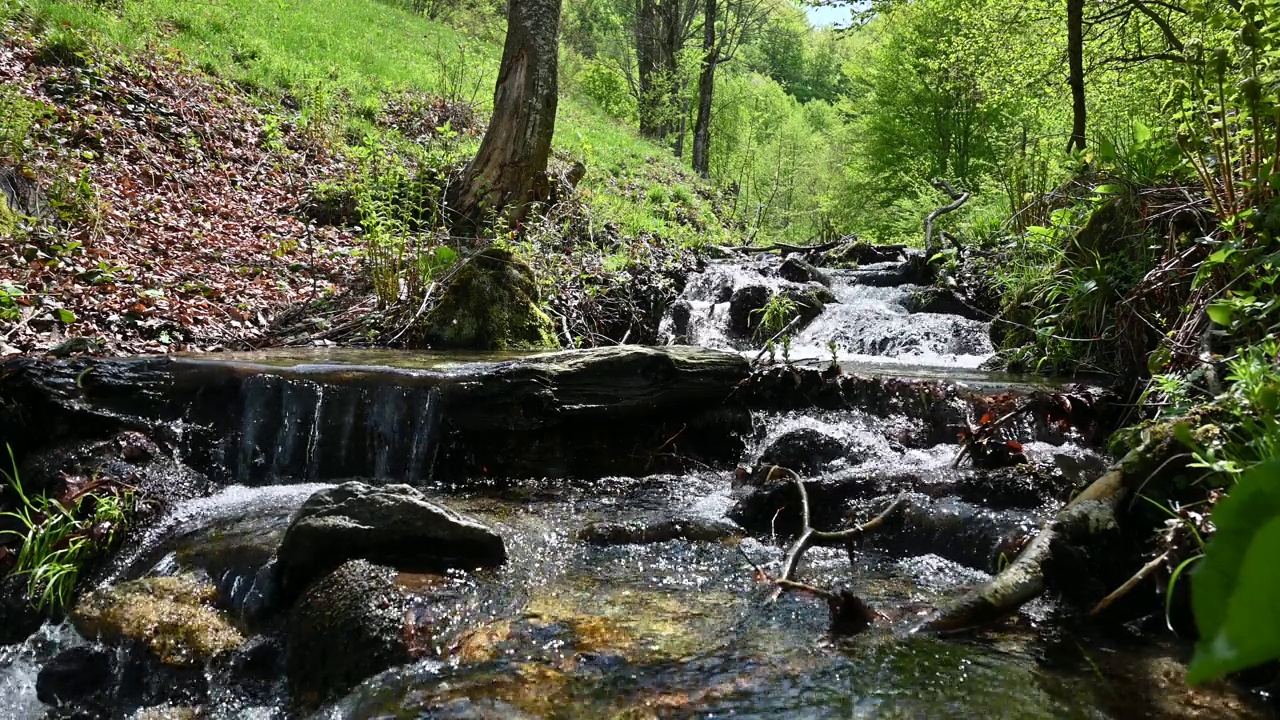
(446, 0, 562, 235)
(1066, 0, 1087, 153)
(691, 0, 716, 177)
(636, 0, 680, 140)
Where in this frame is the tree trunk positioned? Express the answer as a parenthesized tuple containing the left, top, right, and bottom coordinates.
(691, 0, 716, 177)
(636, 0, 680, 140)
(446, 0, 562, 234)
(1066, 0, 1087, 153)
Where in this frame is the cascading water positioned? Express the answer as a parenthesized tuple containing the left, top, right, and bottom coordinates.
(664, 255, 993, 368)
(0, 253, 1261, 719)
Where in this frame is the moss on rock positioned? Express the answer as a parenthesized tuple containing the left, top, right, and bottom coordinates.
(415, 246, 559, 350)
(72, 575, 244, 666)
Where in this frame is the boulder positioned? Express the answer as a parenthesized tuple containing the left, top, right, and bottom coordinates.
(727, 284, 770, 336)
(415, 246, 559, 350)
(778, 256, 831, 287)
(275, 481, 506, 603)
(285, 560, 415, 712)
(36, 645, 114, 709)
(756, 427, 850, 475)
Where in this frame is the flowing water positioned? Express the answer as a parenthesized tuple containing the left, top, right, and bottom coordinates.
(0, 254, 1262, 719)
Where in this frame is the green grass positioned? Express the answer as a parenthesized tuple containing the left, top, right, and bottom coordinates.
(2, 0, 732, 246)
(1, 446, 137, 612)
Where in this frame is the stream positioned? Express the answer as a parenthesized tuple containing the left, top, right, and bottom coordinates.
(0, 251, 1263, 719)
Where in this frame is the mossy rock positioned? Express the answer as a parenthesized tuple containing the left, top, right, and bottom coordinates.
(72, 575, 245, 666)
(415, 246, 559, 350)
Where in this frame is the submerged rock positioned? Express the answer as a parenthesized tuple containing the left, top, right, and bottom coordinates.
(58, 575, 241, 715)
(275, 481, 506, 602)
(576, 517, 740, 545)
(285, 560, 416, 711)
(72, 575, 245, 666)
(415, 246, 559, 350)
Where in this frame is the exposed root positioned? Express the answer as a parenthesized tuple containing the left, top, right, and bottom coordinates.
(919, 425, 1181, 634)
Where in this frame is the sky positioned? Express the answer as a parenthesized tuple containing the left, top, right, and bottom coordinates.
(804, 4, 855, 27)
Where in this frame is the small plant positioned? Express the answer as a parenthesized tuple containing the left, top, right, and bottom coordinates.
(827, 339, 841, 370)
(0, 446, 137, 613)
(752, 294, 799, 338)
(780, 334, 793, 365)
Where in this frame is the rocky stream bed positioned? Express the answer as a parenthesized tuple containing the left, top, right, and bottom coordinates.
(0, 250, 1267, 718)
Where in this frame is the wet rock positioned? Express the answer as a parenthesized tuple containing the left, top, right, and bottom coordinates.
(0, 573, 44, 645)
(415, 246, 559, 350)
(72, 575, 245, 666)
(669, 299, 693, 340)
(15, 430, 208, 504)
(756, 427, 850, 475)
(275, 481, 506, 603)
(872, 493, 1038, 572)
(727, 284, 770, 336)
(778, 256, 831, 287)
(904, 288, 989, 321)
(285, 560, 416, 711)
(36, 645, 114, 709)
(577, 517, 740, 545)
(818, 241, 906, 267)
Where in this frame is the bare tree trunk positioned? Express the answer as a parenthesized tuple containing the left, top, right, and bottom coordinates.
(691, 0, 716, 177)
(636, 0, 680, 140)
(446, 0, 563, 234)
(1066, 0, 1087, 153)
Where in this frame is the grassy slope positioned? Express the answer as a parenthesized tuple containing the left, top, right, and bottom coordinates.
(11, 0, 730, 245)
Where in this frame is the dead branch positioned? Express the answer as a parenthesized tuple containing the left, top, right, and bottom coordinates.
(1089, 549, 1171, 617)
(728, 240, 842, 257)
(771, 473, 908, 599)
(919, 424, 1181, 634)
(924, 179, 970, 259)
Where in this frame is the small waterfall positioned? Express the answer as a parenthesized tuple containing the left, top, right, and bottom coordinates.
(664, 256, 994, 368)
(222, 377, 442, 485)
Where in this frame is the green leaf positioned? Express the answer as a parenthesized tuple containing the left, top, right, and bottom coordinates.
(1094, 184, 1124, 195)
(55, 308, 76, 324)
(1206, 303, 1235, 326)
(1188, 460, 1280, 684)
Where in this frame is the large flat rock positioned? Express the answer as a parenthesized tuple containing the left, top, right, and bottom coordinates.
(0, 346, 750, 483)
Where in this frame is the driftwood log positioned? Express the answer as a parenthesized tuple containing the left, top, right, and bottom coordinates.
(919, 424, 1181, 634)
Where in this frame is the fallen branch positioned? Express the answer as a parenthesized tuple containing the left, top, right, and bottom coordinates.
(742, 472, 904, 634)
(1089, 549, 1171, 617)
(924, 178, 970, 259)
(919, 424, 1181, 634)
(729, 240, 842, 257)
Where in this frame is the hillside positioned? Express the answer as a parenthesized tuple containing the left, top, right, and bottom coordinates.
(0, 0, 733, 355)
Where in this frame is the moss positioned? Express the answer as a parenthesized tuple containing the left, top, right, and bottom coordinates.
(416, 246, 560, 350)
(72, 575, 244, 666)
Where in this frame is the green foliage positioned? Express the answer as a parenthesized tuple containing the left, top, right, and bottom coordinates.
(752, 293, 797, 337)
(0, 446, 137, 613)
(1188, 458, 1280, 684)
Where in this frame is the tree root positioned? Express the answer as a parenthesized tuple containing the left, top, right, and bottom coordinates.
(919, 425, 1180, 634)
